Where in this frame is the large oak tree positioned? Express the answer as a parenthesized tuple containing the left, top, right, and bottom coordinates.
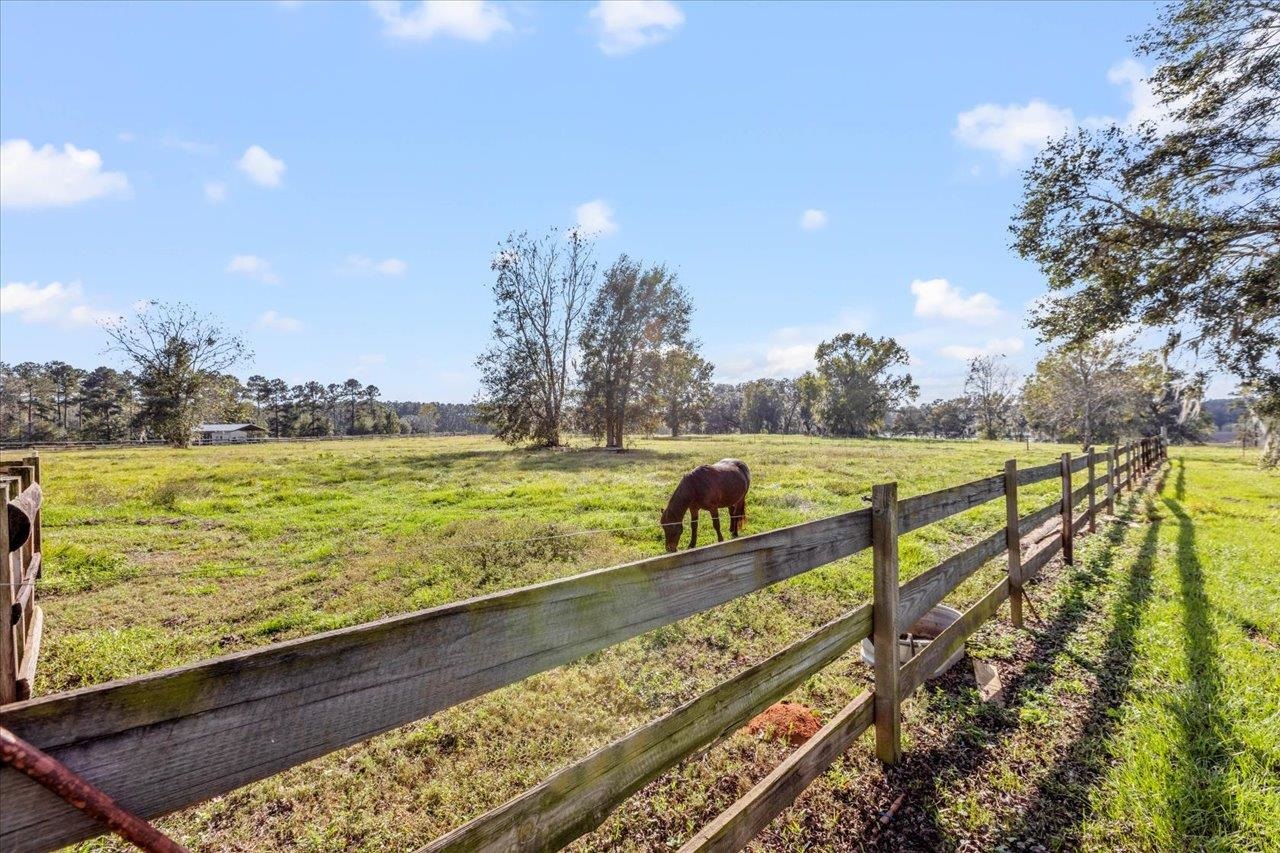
(1013, 0, 1279, 462)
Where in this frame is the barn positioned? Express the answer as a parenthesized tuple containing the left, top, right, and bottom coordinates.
(192, 423, 269, 443)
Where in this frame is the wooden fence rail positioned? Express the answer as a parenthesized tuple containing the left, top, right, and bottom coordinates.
(0, 439, 1166, 852)
(1, 454, 44, 707)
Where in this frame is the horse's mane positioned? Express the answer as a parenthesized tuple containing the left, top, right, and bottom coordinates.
(661, 474, 695, 524)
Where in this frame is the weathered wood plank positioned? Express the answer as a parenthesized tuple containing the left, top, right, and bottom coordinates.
(1072, 508, 1091, 536)
(1016, 461, 1060, 487)
(1004, 460, 1022, 628)
(0, 507, 874, 851)
(897, 528, 1005, 632)
(1060, 454, 1074, 566)
(898, 474, 1004, 534)
(1021, 534, 1062, 582)
(676, 691, 874, 853)
(423, 604, 873, 853)
(1087, 448, 1097, 534)
(871, 484, 901, 765)
(1069, 454, 1089, 473)
(899, 577, 1009, 698)
(15, 605, 43, 703)
(0, 485, 13, 706)
(1106, 447, 1116, 514)
(5, 483, 40, 553)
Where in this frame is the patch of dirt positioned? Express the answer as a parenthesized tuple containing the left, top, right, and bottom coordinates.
(744, 701, 822, 746)
(1244, 623, 1277, 652)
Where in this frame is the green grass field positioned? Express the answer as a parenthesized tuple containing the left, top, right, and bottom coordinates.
(17, 435, 1279, 851)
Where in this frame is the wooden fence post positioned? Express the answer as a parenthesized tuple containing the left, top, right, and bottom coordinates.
(871, 482, 901, 765)
(1060, 452, 1074, 566)
(1106, 447, 1116, 515)
(0, 479, 14, 705)
(1004, 459, 1022, 628)
(25, 452, 41, 554)
(1086, 446, 1096, 534)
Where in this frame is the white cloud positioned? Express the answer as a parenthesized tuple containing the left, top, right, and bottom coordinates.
(953, 100, 1076, 168)
(160, 134, 216, 156)
(800, 209, 828, 230)
(204, 181, 227, 204)
(1106, 59, 1180, 133)
(258, 310, 303, 333)
(237, 145, 286, 187)
(589, 0, 684, 55)
(352, 352, 387, 376)
(717, 312, 867, 382)
(574, 199, 618, 235)
(910, 278, 1004, 324)
(1, 140, 131, 209)
(956, 59, 1179, 168)
(338, 254, 408, 276)
(370, 0, 511, 42)
(226, 255, 281, 285)
(0, 281, 116, 327)
(939, 337, 1025, 361)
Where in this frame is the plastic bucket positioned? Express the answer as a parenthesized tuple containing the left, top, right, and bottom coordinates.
(860, 604, 965, 680)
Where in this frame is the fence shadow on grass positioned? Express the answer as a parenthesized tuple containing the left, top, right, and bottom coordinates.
(856, 466, 1166, 851)
(985, 474, 1164, 849)
(512, 446, 665, 472)
(1162, 459, 1243, 845)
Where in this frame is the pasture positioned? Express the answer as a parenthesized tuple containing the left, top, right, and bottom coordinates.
(24, 436, 1280, 850)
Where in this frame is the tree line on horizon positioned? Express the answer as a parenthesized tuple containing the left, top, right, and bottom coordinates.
(1, 334, 1236, 449)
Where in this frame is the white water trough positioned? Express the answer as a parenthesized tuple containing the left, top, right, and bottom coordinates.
(860, 603, 965, 679)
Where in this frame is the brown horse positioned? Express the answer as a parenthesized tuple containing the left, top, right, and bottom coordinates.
(661, 459, 750, 552)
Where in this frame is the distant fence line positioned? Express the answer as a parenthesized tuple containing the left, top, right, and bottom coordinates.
(0, 431, 488, 452)
(0, 438, 1167, 852)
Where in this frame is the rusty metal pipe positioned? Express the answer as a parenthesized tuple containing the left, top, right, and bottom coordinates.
(0, 725, 188, 853)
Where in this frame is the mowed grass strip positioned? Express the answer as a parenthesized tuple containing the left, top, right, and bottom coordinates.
(23, 436, 1275, 850)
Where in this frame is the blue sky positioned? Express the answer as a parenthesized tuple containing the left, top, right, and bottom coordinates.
(1, 0, 1175, 402)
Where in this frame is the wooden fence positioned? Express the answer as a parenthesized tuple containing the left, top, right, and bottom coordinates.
(0, 438, 1166, 852)
(1, 454, 44, 707)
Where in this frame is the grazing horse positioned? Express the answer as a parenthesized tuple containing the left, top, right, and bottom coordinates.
(661, 459, 750, 552)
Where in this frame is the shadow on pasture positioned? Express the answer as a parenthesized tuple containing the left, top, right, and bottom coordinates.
(851, 466, 1167, 851)
(1159, 459, 1243, 844)
(512, 446, 664, 472)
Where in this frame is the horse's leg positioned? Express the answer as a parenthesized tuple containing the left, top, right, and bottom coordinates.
(711, 508, 724, 542)
(688, 508, 698, 549)
(731, 500, 744, 537)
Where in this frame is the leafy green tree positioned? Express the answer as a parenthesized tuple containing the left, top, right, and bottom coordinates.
(1013, 0, 1279, 461)
(740, 379, 788, 434)
(1021, 338, 1138, 448)
(477, 230, 596, 446)
(796, 372, 824, 435)
(964, 354, 1019, 440)
(103, 302, 250, 447)
(79, 367, 135, 440)
(813, 333, 918, 437)
(652, 347, 714, 437)
(1129, 354, 1212, 444)
(45, 361, 86, 434)
(577, 256, 690, 447)
(924, 398, 974, 438)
